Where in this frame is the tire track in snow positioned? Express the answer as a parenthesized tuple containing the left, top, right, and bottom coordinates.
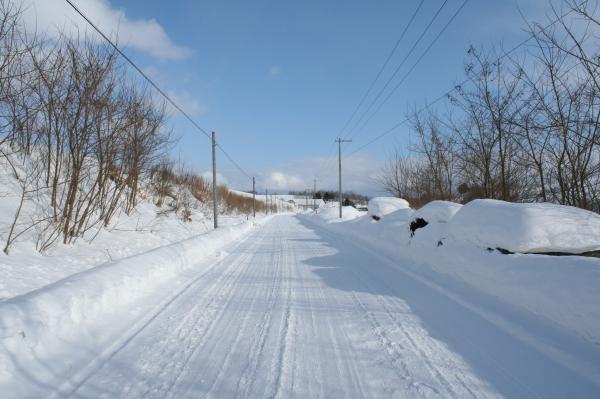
(145, 244, 260, 399)
(233, 243, 283, 397)
(350, 290, 439, 397)
(264, 236, 295, 399)
(307, 217, 539, 398)
(335, 227, 543, 398)
(174, 231, 280, 398)
(311, 263, 363, 398)
(287, 233, 325, 398)
(64, 228, 262, 399)
(347, 260, 461, 398)
(203, 230, 285, 397)
(374, 293, 471, 398)
(113, 240, 258, 398)
(306, 220, 454, 397)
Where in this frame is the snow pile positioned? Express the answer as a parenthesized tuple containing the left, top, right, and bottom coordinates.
(384, 208, 415, 224)
(449, 199, 600, 253)
(0, 220, 257, 344)
(368, 197, 410, 218)
(318, 205, 363, 222)
(301, 199, 600, 345)
(0, 200, 221, 299)
(0, 148, 263, 299)
(413, 200, 462, 223)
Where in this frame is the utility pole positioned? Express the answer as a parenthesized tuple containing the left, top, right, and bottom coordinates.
(313, 178, 317, 212)
(336, 138, 352, 218)
(212, 131, 218, 228)
(252, 177, 256, 218)
(265, 189, 268, 215)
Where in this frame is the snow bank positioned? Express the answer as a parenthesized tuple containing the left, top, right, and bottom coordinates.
(368, 197, 410, 218)
(300, 200, 600, 345)
(385, 208, 415, 224)
(317, 205, 363, 222)
(413, 200, 462, 223)
(0, 221, 257, 343)
(449, 199, 600, 253)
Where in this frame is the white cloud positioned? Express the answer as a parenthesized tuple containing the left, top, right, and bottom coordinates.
(217, 152, 385, 196)
(268, 172, 304, 190)
(166, 90, 206, 116)
(141, 65, 160, 79)
(21, 0, 191, 60)
(268, 65, 281, 78)
(201, 171, 228, 186)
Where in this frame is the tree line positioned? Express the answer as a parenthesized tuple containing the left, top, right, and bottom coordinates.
(288, 189, 369, 204)
(378, 1, 600, 212)
(0, 1, 257, 253)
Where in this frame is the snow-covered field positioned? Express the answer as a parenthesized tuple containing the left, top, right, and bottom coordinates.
(1, 194, 599, 398)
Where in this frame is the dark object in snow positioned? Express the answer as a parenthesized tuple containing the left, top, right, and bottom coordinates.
(409, 218, 428, 237)
(487, 247, 600, 258)
(530, 250, 600, 258)
(486, 247, 513, 254)
(437, 240, 444, 247)
(372, 215, 381, 221)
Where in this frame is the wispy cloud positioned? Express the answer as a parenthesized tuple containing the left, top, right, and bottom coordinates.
(268, 65, 281, 78)
(166, 90, 207, 116)
(21, 0, 191, 60)
(214, 152, 385, 196)
(201, 171, 228, 186)
(268, 172, 304, 190)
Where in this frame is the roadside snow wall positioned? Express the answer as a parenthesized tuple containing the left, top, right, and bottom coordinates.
(301, 203, 600, 346)
(412, 200, 462, 223)
(368, 197, 410, 218)
(0, 221, 257, 342)
(449, 199, 600, 253)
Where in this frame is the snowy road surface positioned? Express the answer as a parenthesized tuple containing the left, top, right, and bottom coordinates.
(64, 215, 598, 398)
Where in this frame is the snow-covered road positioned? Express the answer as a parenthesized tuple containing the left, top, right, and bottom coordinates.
(64, 215, 599, 398)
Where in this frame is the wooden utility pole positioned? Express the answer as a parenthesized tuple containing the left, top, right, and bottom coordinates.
(313, 178, 317, 212)
(212, 131, 218, 228)
(252, 177, 256, 218)
(265, 189, 268, 215)
(336, 138, 351, 218)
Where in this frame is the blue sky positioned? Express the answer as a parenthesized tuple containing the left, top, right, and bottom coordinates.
(24, 0, 557, 195)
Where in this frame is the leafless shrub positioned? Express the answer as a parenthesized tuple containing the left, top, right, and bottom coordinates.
(378, 2, 600, 212)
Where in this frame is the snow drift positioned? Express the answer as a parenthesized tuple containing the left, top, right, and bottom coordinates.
(384, 208, 415, 224)
(0, 221, 257, 343)
(412, 200, 462, 223)
(449, 199, 600, 253)
(368, 197, 410, 218)
(302, 199, 600, 345)
(317, 205, 363, 222)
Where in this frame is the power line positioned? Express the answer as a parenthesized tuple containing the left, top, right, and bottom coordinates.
(336, 0, 425, 137)
(64, 0, 253, 181)
(348, 6, 573, 155)
(350, 0, 469, 141)
(318, 0, 460, 185)
(345, 0, 450, 138)
(315, 0, 427, 181)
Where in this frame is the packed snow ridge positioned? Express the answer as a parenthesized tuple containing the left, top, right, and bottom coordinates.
(306, 197, 600, 346)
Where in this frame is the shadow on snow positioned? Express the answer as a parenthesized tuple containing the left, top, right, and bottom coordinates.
(294, 215, 600, 399)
